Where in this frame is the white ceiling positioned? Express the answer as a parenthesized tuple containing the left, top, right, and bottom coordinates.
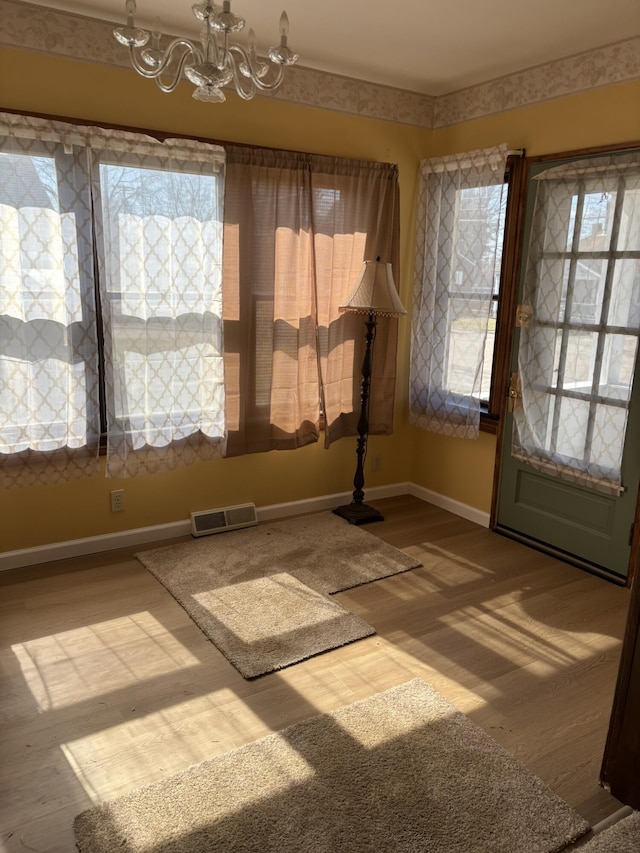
(26, 0, 640, 95)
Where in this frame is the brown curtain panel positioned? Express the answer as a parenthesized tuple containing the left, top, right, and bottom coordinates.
(310, 155, 400, 446)
(223, 147, 319, 456)
(223, 146, 400, 457)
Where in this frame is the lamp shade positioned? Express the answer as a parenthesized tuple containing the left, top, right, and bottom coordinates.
(339, 260, 406, 318)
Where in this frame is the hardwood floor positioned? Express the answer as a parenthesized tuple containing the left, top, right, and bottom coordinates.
(0, 495, 630, 852)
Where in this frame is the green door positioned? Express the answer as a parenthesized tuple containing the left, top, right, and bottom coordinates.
(495, 150, 640, 581)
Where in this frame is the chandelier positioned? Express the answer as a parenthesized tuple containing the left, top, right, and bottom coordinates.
(113, 0, 299, 103)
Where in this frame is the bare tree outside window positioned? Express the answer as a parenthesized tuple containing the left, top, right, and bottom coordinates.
(448, 182, 507, 403)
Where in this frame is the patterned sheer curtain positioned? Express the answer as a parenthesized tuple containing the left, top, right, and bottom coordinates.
(91, 134, 227, 478)
(513, 151, 640, 494)
(223, 147, 400, 456)
(410, 145, 509, 438)
(0, 115, 100, 487)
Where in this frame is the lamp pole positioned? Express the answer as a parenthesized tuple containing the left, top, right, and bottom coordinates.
(333, 311, 384, 525)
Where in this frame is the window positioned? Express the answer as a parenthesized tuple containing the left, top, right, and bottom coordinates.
(92, 143, 226, 477)
(450, 181, 508, 405)
(1, 114, 401, 484)
(0, 140, 101, 487)
(222, 146, 400, 457)
(0, 122, 227, 484)
(409, 144, 514, 439)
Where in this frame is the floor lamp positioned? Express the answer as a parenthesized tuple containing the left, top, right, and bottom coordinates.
(333, 258, 406, 525)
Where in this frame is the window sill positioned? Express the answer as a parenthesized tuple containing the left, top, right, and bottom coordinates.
(479, 412, 499, 435)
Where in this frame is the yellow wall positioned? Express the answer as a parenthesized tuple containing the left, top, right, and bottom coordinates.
(1, 46, 639, 552)
(431, 83, 640, 158)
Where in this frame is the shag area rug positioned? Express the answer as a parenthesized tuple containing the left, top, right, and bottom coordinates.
(137, 511, 421, 678)
(74, 679, 590, 853)
(572, 812, 640, 852)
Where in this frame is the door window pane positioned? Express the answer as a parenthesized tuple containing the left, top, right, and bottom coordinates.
(514, 153, 640, 493)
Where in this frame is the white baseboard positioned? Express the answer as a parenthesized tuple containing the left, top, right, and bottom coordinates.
(256, 482, 410, 522)
(1, 481, 485, 572)
(408, 483, 491, 528)
(0, 520, 193, 572)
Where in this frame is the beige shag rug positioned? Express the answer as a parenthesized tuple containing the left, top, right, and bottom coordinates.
(136, 511, 420, 678)
(571, 812, 640, 852)
(74, 679, 590, 853)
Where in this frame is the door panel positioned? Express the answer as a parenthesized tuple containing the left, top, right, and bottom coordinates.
(496, 150, 640, 580)
(498, 457, 635, 576)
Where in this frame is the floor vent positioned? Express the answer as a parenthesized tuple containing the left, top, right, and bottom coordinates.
(191, 503, 258, 537)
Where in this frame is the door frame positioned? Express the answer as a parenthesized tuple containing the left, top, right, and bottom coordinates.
(601, 533, 640, 805)
(489, 140, 640, 587)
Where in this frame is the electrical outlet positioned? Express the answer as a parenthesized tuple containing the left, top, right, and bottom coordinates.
(371, 454, 382, 472)
(110, 489, 125, 512)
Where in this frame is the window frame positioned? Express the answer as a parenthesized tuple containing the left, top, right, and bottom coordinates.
(479, 152, 527, 434)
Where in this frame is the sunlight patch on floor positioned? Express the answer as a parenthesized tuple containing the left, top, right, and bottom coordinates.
(438, 602, 621, 674)
(58, 686, 285, 800)
(11, 612, 200, 711)
(411, 544, 498, 589)
(62, 725, 315, 811)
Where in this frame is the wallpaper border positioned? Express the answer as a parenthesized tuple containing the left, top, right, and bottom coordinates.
(434, 36, 640, 128)
(1, 0, 639, 129)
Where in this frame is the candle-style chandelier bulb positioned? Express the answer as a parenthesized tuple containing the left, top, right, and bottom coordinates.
(268, 9, 299, 65)
(239, 27, 269, 79)
(125, 0, 136, 26)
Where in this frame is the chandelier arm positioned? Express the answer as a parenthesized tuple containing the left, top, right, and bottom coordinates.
(250, 62, 285, 93)
(128, 38, 201, 79)
(226, 50, 257, 100)
(154, 50, 198, 93)
(227, 45, 285, 92)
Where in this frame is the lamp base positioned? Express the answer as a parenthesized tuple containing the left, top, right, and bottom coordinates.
(332, 502, 384, 525)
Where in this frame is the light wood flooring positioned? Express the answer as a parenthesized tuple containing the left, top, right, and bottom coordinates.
(0, 495, 631, 852)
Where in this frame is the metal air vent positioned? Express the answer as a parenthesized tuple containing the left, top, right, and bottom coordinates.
(191, 502, 258, 537)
